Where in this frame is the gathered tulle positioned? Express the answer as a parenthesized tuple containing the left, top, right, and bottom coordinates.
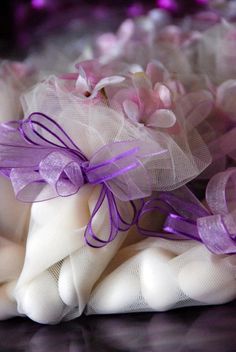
(17, 75, 212, 192)
(87, 238, 236, 315)
(15, 184, 134, 323)
(0, 7, 236, 324)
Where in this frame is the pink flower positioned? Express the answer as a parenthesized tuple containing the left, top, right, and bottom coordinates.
(60, 60, 125, 99)
(96, 19, 135, 63)
(158, 25, 201, 48)
(110, 61, 184, 129)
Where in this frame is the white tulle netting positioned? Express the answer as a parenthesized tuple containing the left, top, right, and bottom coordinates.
(87, 238, 236, 315)
(15, 184, 134, 324)
(20, 76, 211, 193)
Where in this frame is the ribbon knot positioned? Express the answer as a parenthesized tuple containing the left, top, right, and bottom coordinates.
(0, 112, 234, 253)
(39, 151, 85, 197)
(160, 169, 236, 254)
(0, 112, 156, 247)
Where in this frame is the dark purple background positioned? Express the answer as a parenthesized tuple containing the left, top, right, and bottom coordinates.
(0, 0, 210, 57)
(0, 301, 235, 351)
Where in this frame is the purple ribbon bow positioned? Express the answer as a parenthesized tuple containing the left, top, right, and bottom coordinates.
(158, 169, 236, 254)
(0, 112, 154, 247)
(2, 112, 234, 254)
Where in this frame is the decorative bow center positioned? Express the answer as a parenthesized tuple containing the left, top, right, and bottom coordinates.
(0, 112, 156, 247)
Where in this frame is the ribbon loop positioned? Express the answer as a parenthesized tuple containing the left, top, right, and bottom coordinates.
(158, 169, 236, 254)
(206, 168, 236, 215)
(197, 214, 236, 254)
(86, 141, 152, 201)
(5, 111, 234, 252)
(0, 112, 148, 247)
(39, 151, 84, 197)
(84, 186, 139, 248)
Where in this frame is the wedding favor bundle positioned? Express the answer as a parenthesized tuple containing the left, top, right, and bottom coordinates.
(0, 8, 236, 324)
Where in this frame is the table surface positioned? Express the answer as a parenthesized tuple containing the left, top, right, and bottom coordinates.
(0, 301, 235, 352)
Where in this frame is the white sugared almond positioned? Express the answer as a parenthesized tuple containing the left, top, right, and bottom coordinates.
(140, 248, 180, 311)
(19, 271, 64, 324)
(178, 260, 236, 304)
(0, 282, 19, 320)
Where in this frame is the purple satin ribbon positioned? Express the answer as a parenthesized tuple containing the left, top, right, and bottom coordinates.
(158, 170, 236, 254)
(1, 112, 235, 253)
(137, 189, 207, 241)
(0, 112, 154, 247)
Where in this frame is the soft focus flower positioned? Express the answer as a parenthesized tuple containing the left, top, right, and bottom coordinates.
(216, 79, 236, 121)
(110, 61, 185, 130)
(96, 19, 135, 63)
(196, 20, 236, 84)
(95, 12, 169, 65)
(0, 61, 36, 122)
(158, 25, 201, 48)
(60, 59, 125, 99)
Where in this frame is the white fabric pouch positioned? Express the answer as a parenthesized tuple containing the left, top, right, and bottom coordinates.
(15, 184, 134, 324)
(87, 238, 236, 314)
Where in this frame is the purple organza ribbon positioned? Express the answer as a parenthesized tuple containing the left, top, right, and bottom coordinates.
(137, 188, 207, 241)
(1, 112, 235, 253)
(155, 169, 236, 254)
(0, 112, 156, 247)
(208, 127, 236, 162)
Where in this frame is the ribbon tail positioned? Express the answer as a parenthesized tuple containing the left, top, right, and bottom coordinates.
(163, 214, 201, 241)
(84, 186, 119, 248)
(109, 191, 140, 232)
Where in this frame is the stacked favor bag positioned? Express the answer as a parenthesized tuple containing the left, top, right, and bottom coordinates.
(0, 8, 236, 324)
(0, 61, 37, 319)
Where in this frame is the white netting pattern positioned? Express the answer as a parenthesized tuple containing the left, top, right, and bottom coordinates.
(87, 238, 236, 315)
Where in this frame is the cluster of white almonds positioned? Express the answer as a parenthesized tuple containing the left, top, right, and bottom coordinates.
(89, 240, 236, 314)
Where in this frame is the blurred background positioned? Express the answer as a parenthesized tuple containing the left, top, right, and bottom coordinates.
(0, 0, 223, 58)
